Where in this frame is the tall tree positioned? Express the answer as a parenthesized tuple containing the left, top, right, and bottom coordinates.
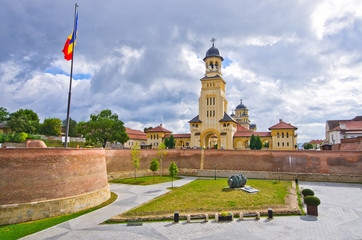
(41, 118, 62, 136)
(255, 135, 262, 150)
(0, 107, 9, 122)
(131, 142, 141, 180)
(157, 142, 167, 177)
(63, 118, 78, 137)
(250, 134, 256, 150)
(169, 162, 178, 188)
(81, 109, 129, 148)
(164, 137, 170, 148)
(6, 109, 39, 134)
(169, 134, 175, 148)
(149, 157, 160, 181)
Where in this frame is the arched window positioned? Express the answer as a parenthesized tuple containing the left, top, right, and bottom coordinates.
(213, 97, 215, 105)
(215, 62, 218, 69)
(157, 135, 159, 139)
(207, 111, 209, 117)
(277, 133, 280, 138)
(223, 123, 226, 127)
(151, 135, 153, 140)
(287, 132, 289, 138)
(282, 142, 284, 146)
(287, 142, 289, 146)
(213, 110, 215, 117)
(278, 142, 280, 146)
(207, 97, 209, 105)
(282, 132, 284, 138)
(210, 62, 214, 69)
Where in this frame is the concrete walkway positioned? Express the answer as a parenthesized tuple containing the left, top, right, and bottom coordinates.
(23, 179, 362, 240)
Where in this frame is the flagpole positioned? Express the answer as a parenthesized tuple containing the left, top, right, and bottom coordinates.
(64, 3, 78, 148)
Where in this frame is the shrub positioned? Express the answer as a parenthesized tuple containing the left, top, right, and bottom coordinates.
(304, 196, 321, 206)
(302, 188, 314, 197)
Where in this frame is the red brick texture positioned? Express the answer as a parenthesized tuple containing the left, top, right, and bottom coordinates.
(106, 149, 362, 177)
(0, 148, 109, 205)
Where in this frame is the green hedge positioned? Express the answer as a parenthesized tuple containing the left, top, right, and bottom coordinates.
(304, 196, 321, 206)
(301, 188, 314, 197)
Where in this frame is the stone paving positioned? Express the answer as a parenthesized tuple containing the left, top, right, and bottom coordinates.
(23, 179, 362, 240)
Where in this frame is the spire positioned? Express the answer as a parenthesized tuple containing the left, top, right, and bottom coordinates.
(210, 37, 216, 47)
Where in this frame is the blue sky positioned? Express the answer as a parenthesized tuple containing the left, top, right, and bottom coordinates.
(0, 0, 361, 143)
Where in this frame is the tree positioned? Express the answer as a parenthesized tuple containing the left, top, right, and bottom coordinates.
(169, 134, 175, 148)
(144, 127, 153, 133)
(250, 134, 256, 150)
(255, 135, 262, 150)
(169, 162, 178, 188)
(6, 109, 39, 134)
(304, 143, 314, 150)
(41, 118, 62, 136)
(131, 142, 141, 180)
(81, 109, 129, 148)
(157, 142, 167, 177)
(63, 118, 78, 137)
(149, 157, 160, 181)
(164, 137, 169, 148)
(0, 107, 9, 123)
(263, 141, 269, 148)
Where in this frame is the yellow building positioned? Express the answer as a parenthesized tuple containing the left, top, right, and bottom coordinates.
(123, 127, 147, 149)
(145, 124, 172, 149)
(189, 41, 237, 149)
(143, 42, 298, 150)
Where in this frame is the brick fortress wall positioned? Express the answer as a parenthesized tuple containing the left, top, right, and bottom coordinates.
(0, 148, 110, 225)
(106, 149, 362, 182)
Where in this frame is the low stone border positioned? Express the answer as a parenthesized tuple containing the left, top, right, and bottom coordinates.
(0, 185, 110, 226)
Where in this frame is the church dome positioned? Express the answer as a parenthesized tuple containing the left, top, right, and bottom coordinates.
(203, 44, 224, 61)
(235, 100, 247, 110)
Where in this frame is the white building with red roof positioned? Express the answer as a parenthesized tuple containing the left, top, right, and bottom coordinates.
(326, 116, 362, 144)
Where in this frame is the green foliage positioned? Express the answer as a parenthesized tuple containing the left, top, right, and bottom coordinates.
(26, 134, 41, 140)
(250, 134, 256, 150)
(255, 135, 262, 150)
(164, 137, 169, 148)
(0, 107, 9, 122)
(169, 162, 178, 177)
(168, 162, 178, 188)
(304, 196, 321, 206)
(220, 212, 231, 217)
(304, 143, 314, 150)
(40, 118, 62, 136)
(263, 141, 269, 148)
(144, 127, 153, 132)
(168, 134, 175, 148)
(63, 118, 78, 137)
(149, 158, 160, 180)
(0, 132, 28, 143)
(157, 142, 167, 177)
(6, 109, 40, 134)
(131, 142, 141, 180)
(79, 109, 129, 148)
(301, 188, 315, 197)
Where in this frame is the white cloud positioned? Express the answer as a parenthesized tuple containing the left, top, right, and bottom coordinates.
(311, 0, 362, 39)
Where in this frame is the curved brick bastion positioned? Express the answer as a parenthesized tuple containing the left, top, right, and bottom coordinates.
(0, 148, 110, 225)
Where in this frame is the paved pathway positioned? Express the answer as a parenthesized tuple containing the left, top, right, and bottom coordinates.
(23, 179, 362, 240)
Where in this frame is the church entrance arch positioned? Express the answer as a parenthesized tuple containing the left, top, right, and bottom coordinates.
(200, 130, 221, 149)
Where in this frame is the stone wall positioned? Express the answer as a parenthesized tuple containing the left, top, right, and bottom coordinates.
(106, 149, 362, 182)
(0, 148, 110, 225)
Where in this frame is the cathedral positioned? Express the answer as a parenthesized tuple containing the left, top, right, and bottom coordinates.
(144, 42, 298, 150)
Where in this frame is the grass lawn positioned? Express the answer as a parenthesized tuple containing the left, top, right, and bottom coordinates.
(0, 192, 117, 240)
(122, 179, 291, 217)
(109, 176, 183, 185)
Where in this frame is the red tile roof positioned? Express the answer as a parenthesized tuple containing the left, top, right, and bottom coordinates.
(269, 120, 297, 130)
(237, 124, 249, 132)
(345, 121, 362, 130)
(145, 125, 172, 133)
(125, 127, 147, 140)
(309, 139, 324, 144)
(234, 132, 271, 137)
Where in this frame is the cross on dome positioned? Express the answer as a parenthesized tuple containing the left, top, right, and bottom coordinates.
(211, 37, 216, 46)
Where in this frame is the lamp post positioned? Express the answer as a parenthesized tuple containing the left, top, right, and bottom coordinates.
(214, 163, 217, 180)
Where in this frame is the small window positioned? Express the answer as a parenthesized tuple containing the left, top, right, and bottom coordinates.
(207, 111, 209, 117)
(282, 132, 284, 138)
(223, 123, 226, 127)
(287, 142, 289, 146)
(277, 142, 280, 146)
(207, 98, 209, 105)
(277, 133, 279, 138)
(213, 97, 215, 105)
(151, 135, 153, 140)
(282, 142, 284, 146)
(213, 110, 215, 117)
(157, 135, 159, 139)
(287, 132, 289, 138)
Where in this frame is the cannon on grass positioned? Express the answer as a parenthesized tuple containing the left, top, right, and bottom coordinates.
(228, 174, 247, 188)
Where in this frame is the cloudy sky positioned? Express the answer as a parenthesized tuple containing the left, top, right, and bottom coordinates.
(1, 0, 361, 143)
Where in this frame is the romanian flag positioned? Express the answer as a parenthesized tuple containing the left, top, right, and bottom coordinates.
(62, 13, 78, 61)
